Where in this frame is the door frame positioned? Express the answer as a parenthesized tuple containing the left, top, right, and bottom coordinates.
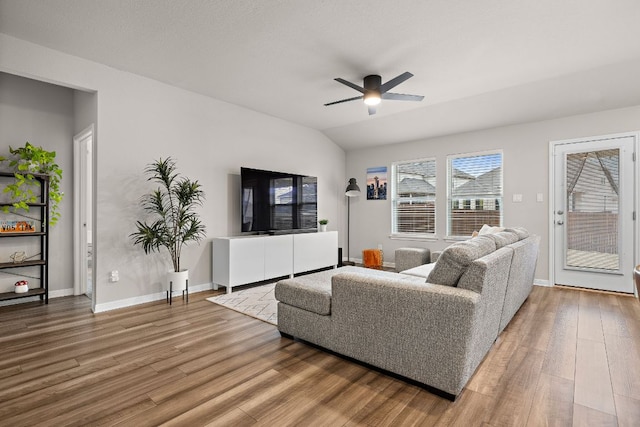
(548, 131, 639, 295)
(73, 124, 95, 306)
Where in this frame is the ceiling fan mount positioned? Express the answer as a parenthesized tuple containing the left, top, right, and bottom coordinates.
(324, 71, 424, 115)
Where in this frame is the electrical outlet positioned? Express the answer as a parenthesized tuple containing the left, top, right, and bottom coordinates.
(512, 194, 523, 203)
(377, 243, 383, 250)
(109, 270, 119, 282)
(537, 193, 544, 202)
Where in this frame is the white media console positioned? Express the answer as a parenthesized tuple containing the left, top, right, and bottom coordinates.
(212, 231, 338, 293)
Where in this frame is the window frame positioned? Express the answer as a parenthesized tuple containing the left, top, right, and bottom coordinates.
(446, 150, 503, 239)
(390, 157, 437, 240)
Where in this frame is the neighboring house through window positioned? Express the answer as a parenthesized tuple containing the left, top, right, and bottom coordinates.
(447, 151, 503, 237)
(391, 158, 436, 236)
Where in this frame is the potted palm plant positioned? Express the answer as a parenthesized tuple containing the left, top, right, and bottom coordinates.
(130, 157, 206, 295)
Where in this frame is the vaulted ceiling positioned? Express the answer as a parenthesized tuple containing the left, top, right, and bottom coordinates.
(2, 0, 640, 150)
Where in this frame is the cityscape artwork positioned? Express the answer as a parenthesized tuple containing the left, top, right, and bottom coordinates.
(366, 166, 387, 200)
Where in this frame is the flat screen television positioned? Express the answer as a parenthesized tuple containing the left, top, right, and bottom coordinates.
(241, 167, 318, 234)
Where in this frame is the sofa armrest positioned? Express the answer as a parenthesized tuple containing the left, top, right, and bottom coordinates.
(430, 250, 442, 263)
(329, 272, 482, 395)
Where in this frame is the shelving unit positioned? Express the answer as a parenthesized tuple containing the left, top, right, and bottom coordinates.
(0, 171, 49, 304)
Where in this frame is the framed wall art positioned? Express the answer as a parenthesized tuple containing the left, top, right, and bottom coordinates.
(366, 166, 387, 200)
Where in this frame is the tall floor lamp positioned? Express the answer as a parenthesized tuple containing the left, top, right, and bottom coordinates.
(344, 178, 361, 266)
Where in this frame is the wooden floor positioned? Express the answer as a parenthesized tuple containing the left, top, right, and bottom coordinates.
(0, 286, 639, 426)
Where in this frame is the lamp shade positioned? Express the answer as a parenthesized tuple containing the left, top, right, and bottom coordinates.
(345, 178, 360, 197)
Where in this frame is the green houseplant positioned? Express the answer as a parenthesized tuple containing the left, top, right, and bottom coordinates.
(0, 142, 63, 226)
(130, 157, 206, 290)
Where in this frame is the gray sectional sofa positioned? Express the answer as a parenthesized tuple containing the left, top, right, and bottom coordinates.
(274, 228, 539, 399)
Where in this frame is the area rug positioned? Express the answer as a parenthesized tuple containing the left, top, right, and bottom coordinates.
(206, 283, 277, 325)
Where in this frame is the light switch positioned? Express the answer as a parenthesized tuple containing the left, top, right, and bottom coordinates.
(536, 193, 544, 202)
(512, 194, 523, 202)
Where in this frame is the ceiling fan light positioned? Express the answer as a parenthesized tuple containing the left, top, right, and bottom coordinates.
(364, 93, 381, 106)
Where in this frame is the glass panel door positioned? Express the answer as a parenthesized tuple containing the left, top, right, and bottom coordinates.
(565, 149, 619, 272)
(553, 135, 635, 293)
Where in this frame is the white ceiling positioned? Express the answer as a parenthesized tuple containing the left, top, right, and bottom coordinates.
(2, 0, 640, 150)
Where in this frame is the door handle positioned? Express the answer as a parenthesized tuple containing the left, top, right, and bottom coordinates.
(557, 220, 564, 225)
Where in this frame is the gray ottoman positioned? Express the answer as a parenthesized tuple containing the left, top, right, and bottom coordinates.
(395, 247, 430, 272)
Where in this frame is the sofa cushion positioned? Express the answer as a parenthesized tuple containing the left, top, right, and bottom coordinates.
(426, 235, 497, 286)
(504, 227, 529, 240)
(400, 262, 436, 279)
(485, 231, 519, 249)
(275, 266, 425, 315)
(275, 269, 335, 315)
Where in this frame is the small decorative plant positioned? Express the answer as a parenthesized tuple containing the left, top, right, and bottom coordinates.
(130, 157, 206, 273)
(0, 142, 64, 225)
(318, 219, 329, 225)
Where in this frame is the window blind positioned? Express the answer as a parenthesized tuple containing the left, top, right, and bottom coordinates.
(447, 152, 503, 236)
(392, 159, 436, 235)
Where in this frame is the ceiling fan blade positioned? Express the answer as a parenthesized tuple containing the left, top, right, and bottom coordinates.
(368, 106, 377, 115)
(324, 95, 363, 106)
(379, 72, 413, 93)
(382, 92, 424, 102)
(334, 78, 365, 93)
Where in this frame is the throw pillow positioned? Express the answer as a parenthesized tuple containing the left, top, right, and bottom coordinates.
(427, 235, 497, 286)
(486, 231, 519, 249)
(478, 224, 505, 235)
(504, 227, 529, 240)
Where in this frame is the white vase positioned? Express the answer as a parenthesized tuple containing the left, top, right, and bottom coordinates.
(14, 283, 28, 293)
(167, 269, 189, 292)
(320, 224, 327, 232)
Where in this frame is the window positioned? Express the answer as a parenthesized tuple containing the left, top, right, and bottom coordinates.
(447, 151, 503, 237)
(391, 158, 436, 235)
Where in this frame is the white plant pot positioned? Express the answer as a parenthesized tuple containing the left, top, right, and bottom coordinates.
(167, 269, 189, 292)
(320, 224, 327, 232)
(14, 284, 29, 293)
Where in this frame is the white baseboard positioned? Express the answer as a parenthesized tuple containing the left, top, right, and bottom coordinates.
(93, 282, 214, 313)
(534, 279, 551, 287)
(50, 288, 75, 298)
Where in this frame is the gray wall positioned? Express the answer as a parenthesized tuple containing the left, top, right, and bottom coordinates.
(346, 105, 640, 282)
(3, 33, 638, 301)
(0, 72, 75, 294)
(0, 34, 346, 310)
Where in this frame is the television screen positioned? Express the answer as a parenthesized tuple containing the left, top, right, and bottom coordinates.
(241, 167, 317, 233)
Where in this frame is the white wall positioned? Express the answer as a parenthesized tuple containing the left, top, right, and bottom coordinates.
(346, 105, 640, 282)
(0, 34, 345, 310)
(0, 72, 75, 295)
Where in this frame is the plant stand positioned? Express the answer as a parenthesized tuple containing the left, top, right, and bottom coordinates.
(167, 278, 189, 305)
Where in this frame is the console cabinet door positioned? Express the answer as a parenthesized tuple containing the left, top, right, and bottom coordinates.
(264, 234, 293, 279)
(213, 237, 265, 287)
(293, 231, 338, 273)
(229, 238, 265, 286)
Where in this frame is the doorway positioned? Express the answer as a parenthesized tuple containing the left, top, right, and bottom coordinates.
(73, 125, 94, 302)
(550, 133, 636, 293)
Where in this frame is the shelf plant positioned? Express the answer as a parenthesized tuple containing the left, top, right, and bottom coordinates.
(130, 157, 206, 289)
(0, 142, 63, 225)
